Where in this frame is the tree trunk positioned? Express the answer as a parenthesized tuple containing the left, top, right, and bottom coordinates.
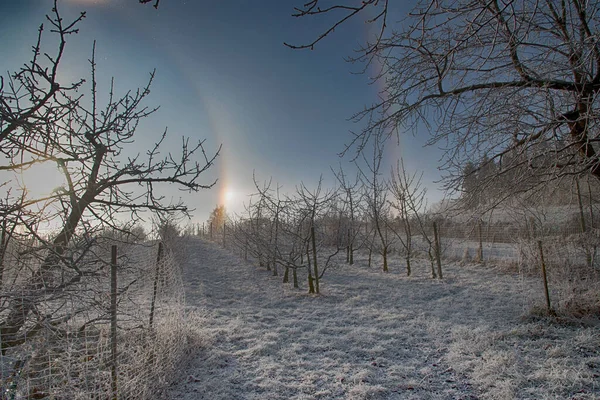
(382, 245, 388, 272)
(477, 220, 484, 263)
(293, 267, 298, 288)
(306, 242, 314, 294)
(429, 245, 437, 279)
(433, 221, 443, 279)
(311, 226, 319, 294)
(346, 229, 350, 263)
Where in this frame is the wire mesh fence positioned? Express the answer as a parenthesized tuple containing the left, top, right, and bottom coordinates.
(433, 207, 600, 315)
(0, 235, 195, 399)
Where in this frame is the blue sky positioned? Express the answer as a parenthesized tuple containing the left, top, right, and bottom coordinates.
(1, 0, 444, 224)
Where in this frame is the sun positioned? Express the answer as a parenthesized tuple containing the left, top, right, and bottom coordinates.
(220, 188, 236, 209)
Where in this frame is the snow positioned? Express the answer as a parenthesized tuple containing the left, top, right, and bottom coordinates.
(165, 238, 600, 399)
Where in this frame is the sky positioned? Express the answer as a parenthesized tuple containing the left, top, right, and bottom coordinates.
(0, 0, 445, 225)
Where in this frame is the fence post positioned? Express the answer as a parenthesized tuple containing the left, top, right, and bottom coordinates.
(110, 245, 118, 400)
(433, 221, 443, 279)
(537, 240, 553, 314)
(223, 222, 226, 247)
(346, 228, 350, 263)
(477, 219, 484, 263)
(349, 230, 354, 265)
(149, 242, 164, 330)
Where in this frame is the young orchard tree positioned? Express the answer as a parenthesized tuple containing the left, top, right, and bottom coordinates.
(288, 0, 600, 203)
(244, 197, 264, 267)
(238, 175, 278, 271)
(235, 180, 304, 288)
(360, 213, 377, 269)
(249, 177, 276, 270)
(296, 178, 340, 294)
(332, 165, 362, 265)
(0, 4, 220, 351)
(359, 137, 392, 272)
(278, 206, 311, 288)
(388, 159, 428, 277)
(251, 177, 288, 277)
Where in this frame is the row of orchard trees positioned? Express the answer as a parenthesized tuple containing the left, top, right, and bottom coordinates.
(218, 142, 444, 294)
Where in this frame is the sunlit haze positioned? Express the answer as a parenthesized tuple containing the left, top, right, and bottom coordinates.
(0, 0, 445, 224)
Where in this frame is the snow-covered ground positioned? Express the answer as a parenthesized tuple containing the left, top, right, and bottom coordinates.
(166, 238, 600, 400)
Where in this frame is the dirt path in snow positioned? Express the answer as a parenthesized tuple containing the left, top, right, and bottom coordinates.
(166, 238, 599, 400)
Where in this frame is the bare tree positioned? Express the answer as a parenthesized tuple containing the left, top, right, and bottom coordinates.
(388, 159, 429, 277)
(359, 137, 392, 272)
(1, 3, 85, 220)
(250, 178, 288, 276)
(0, 4, 219, 351)
(288, 0, 600, 200)
(296, 178, 340, 293)
(332, 164, 362, 265)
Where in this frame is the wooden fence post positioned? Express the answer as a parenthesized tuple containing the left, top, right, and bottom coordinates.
(433, 221, 443, 279)
(110, 245, 118, 400)
(477, 219, 484, 263)
(346, 228, 350, 263)
(537, 240, 553, 314)
(149, 242, 163, 330)
(349, 231, 354, 265)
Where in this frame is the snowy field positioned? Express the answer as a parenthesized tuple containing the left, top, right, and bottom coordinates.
(166, 238, 600, 400)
